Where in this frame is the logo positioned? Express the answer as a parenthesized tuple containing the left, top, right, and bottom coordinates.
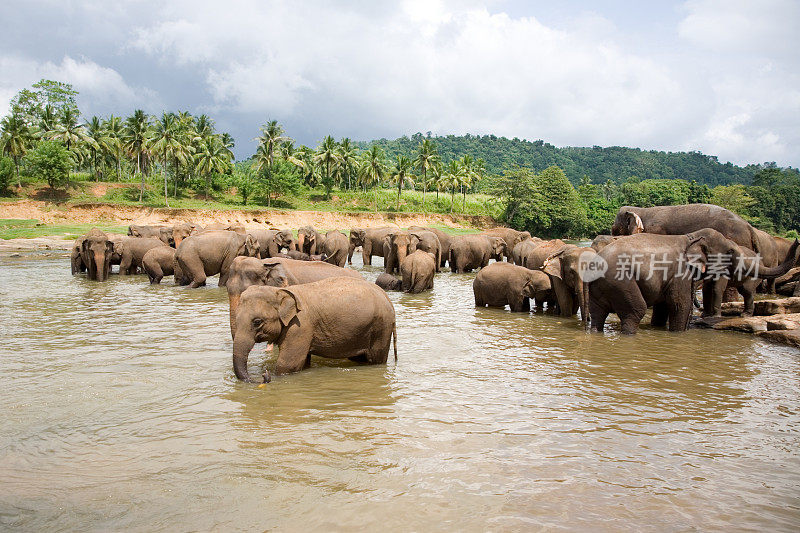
(578, 252, 608, 282)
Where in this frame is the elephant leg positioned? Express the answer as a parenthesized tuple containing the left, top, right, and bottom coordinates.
(363, 242, 372, 265)
(184, 257, 206, 288)
(119, 254, 133, 275)
(589, 300, 609, 332)
(473, 288, 484, 307)
(651, 302, 669, 327)
(666, 295, 693, 332)
(739, 282, 757, 316)
(617, 283, 647, 334)
(274, 329, 313, 376)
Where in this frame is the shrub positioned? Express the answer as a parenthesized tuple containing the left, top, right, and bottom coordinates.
(0, 156, 13, 191)
(26, 141, 72, 189)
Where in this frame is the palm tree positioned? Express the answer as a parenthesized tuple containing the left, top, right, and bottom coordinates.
(337, 138, 358, 190)
(459, 154, 476, 212)
(430, 161, 443, 202)
(0, 112, 32, 187)
(297, 145, 316, 186)
(151, 112, 182, 207)
(85, 116, 110, 181)
(123, 109, 152, 202)
(280, 140, 305, 177)
(37, 104, 57, 137)
(103, 115, 124, 181)
(443, 160, 463, 213)
(172, 111, 198, 196)
(254, 120, 285, 206)
(194, 114, 214, 138)
(314, 135, 340, 199)
(358, 145, 387, 212)
(414, 139, 439, 210)
(195, 134, 231, 197)
(389, 155, 414, 208)
(48, 108, 97, 167)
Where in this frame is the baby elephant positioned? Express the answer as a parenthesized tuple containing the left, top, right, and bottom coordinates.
(142, 246, 176, 284)
(232, 277, 397, 383)
(473, 262, 552, 312)
(375, 272, 402, 291)
(400, 250, 436, 293)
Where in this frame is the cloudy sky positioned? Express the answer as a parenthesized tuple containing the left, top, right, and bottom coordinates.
(1, 0, 798, 166)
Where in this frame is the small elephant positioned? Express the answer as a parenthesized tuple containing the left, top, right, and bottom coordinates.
(79, 229, 114, 281)
(473, 262, 552, 312)
(448, 234, 506, 273)
(375, 272, 402, 291)
(511, 237, 542, 266)
(204, 222, 246, 234)
(174, 230, 260, 288)
(481, 228, 531, 261)
(70, 235, 87, 274)
(278, 250, 326, 261)
(408, 230, 442, 272)
(248, 228, 296, 258)
(349, 226, 394, 265)
(232, 277, 397, 382)
(400, 250, 436, 293)
(119, 236, 169, 275)
(541, 246, 595, 322)
(298, 226, 326, 255)
(128, 225, 173, 246)
(383, 231, 412, 274)
(322, 230, 349, 267)
(142, 246, 176, 284)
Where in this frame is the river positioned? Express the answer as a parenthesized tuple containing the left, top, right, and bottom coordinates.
(1, 253, 799, 531)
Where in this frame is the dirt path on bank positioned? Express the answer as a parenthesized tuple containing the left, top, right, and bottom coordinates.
(0, 200, 497, 230)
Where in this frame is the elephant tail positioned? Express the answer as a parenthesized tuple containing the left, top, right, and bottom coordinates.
(392, 323, 398, 362)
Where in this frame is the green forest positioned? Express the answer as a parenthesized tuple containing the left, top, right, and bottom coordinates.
(1, 79, 798, 238)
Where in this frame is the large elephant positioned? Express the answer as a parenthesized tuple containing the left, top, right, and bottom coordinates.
(80, 229, 114, 281)
(232, 277, 397, 382)
(322, 230, 349, 267)
(473, 262, 552, 312)
(481, 228, 531, 261)
(610, 204, 764, 253)
(524, 239, 566, 270)
(349, 226, 394, 265)
(409, 226, 452, 268)
(226, 256, 363, 337)
(449, 234, 506, 273)
(298, 226, 326, 255)
(119, 237, 169, 275)
(174, 230, 260, 288)
(142, 246, 176, 284)
(400, 250, 436, 293)
(408, 230, 442, 272)
(383, 231, 412, 274)
(511, 237, 542, 266)
(541, 246, 595, 323)
(248, 228, 296, 258)
(701, 236, 798, 316)
(589, 228, 794, 334)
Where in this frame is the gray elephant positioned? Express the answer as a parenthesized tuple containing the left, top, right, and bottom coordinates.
(511, 237, 542, 266)
(248, 228, 296, 258)
(524, 239, 566, 270)
(70, 235, 88, 274)
(409, 226, 452, 268)
(79, 229, 114, 281)
(473, 262, 552, 312)
(277, 250, 326, 261)
(448, 234, 506, 273)
(541, 246, 595, 323)
(226, 256, 363, 337)
(322, 230, 349, 267)
(408, 230, 442, 272)
(375, 272, 402, 291)
(400, 250, 436, 293)
(298, 226, 326, 255)
(590, 235, 619, 252)
(174, 230, 260, 288)
(232, 277, 397, 382)
(481, 228, 531, 261)
(204, 222, 246, 234)
(142, 246, 176, 284)
(349, 226, 394, 265)
(128, 224, 172, 245)
(119, 237, 169, 275)
(383, 231, 412, 274)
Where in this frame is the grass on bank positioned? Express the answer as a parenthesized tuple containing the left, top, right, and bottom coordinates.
(0, 219, 129, 240)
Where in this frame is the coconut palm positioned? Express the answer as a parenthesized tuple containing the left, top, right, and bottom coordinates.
(194, 114, 214, 138)
(280, 140, 305, 176)
(151, 112, 183, 207)
(314, 135, 340, 199)
(337, 138, 358, 190)
(85, 116, 111, 181)
(103, 115, 124, 181)
(47, 108, 98, 166)
(459, 154, 476, 212)
(358, 144, 387, 212)
(389, 155, 414, 209)
(123, 109, 152, 202)
(442, 160, 463, 213)
(414, 139, 439, 210)
(297, 145, 317, 187)
(195, 134, 231, 197)
(254, 120, 285, 205)
(0, 112, 33, 187)
(37, 104, 58, 137)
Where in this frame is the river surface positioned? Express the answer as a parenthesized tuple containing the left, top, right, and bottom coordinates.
(1, 253, 799, 531)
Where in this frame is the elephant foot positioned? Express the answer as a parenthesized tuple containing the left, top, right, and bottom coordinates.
(262, 370, 271, 383)
(742, 311, 754, 318)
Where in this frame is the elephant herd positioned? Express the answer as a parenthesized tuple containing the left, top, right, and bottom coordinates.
(69, 202, 800, 381)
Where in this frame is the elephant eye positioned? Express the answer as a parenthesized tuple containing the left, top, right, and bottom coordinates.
(252, 318, 263, 327)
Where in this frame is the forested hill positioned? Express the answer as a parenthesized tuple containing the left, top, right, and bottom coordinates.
(356, 133, 764, 186)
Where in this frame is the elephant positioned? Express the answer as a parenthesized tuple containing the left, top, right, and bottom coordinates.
(590, 235, 620, 252)
(248, 228, 296, 258)
(524, 239, 567, 270)
(226, 256, 363, 337)
(448, 234, 506, 273)
(409, 226, 452, 268)
(588, 228, 795, 334)
(171, 222, 196, 248)
(701, 235, 799, 317)
(400, 250, 436, 293)
(118, 236, 169, 275)
(349, 226, 394, 265)
(70, 235, 88, 274)
(204, 222, 246, 234)
(322, 230, 349, 267)
(80, 229, 114, 281)
(232, 277, 397, 383)
(275, 251, 326, 261)
(408, 230, 442, 272)
(511, 237, 543, 266)
(383, 231, 412, 274)
(610, 204, 764, 253)
(128, 225, 173, 246)
(174, 230, 260, 288)
(375, 272, 402, 291)
(541, 246, 596, 323)
(473, 262, 552, 312)
(298, 226, 326, 255)
(142, 246, 176, 284)
(481, 228, 531, 261)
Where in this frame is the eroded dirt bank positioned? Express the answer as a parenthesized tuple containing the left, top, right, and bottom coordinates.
(0, 200, 497, 230)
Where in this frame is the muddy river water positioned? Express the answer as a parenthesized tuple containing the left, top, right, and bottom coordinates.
(1, 253, 799, 531)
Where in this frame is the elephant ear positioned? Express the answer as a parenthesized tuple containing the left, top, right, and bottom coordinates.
(542, 249, 566, 279)
(105, 240, 115, 256)
(244, 234, 260, 257)
(263, 262, 289, 287)
(277, 289, 301, 327)
(625, 211, 644, 234)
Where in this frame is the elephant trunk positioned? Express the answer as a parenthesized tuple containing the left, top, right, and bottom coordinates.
(233, 332, 257, 382)
(93, 250, 106, 281)
(758, 239, 799, 279)
(578, 279, 589, 326)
